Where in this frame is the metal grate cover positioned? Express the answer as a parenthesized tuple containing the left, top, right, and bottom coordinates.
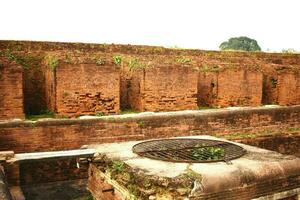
(132, 138, 246, 163)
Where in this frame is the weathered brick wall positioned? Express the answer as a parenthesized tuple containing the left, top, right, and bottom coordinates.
(217, 69, 263, 106)
(0, 40, 300, 115)
(0, 57, 24, 120)
(197, 71, 218, 106)
(239, 134, 300, 157)
(277, 72, 300, 105)
(198, 69, 263, 107)
(0, 106, 299, 153)
(129, 65, 198, 111)
(55, 63, 120, 116)
(43, 52, 121, 117)
(128, 69, 144, 111)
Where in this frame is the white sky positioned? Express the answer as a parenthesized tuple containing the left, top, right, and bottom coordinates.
(0, 0, 299, 51)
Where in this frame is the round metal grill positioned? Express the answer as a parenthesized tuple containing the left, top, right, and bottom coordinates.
(132, 139, 246, 163)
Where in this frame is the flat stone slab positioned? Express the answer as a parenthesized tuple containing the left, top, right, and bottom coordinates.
(88, 136, 300, 200)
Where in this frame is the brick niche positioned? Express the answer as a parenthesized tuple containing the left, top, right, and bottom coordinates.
(44, 54, 120, 117)
(198, 69, 263, 107)
(128, 65, 198, 111)
(277, 72, 300, 105)
(0, 57, 24, 120)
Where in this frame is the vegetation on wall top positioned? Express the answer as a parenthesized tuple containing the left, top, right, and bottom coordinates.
(45, 54, 59, 71)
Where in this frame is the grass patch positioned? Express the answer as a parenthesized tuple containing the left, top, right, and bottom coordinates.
(111, 161, 126, 173)
(200, 64, 220, 72)
(26, 111, 55, 121)
(95, 112, 105, 117)
(120, 109, 139, 115)
(128, 58, 148, 71)
(198, 106, 218, 110)
(176, 57, 192, 64)
(217, 132, 275, 140)
(287, 127, 300, 132)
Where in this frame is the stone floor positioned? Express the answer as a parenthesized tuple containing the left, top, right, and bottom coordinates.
(22, 179, 91, 200)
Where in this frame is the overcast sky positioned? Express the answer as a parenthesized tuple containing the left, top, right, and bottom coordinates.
(0, 0, 299, 51)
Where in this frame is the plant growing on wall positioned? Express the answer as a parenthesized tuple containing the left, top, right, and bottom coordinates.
(96, 58, 105, 66)
(128, 58, 148, 71)
(45, 55, 59, 71)
(113, 55, 122, 65)
(176, 57, 192, 64)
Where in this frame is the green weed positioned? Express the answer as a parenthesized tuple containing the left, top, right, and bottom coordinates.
(113, 55, 122, 65)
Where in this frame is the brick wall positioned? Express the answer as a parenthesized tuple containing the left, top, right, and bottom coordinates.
(0, 40, 300, 118)
(0, 106, 299, 153)
(0, 57, 24, 120)
(217, 69, 263, 106)
(43, 53, 121, 117)
(277, 72, 300, 105)
(129, 65, 198, 111)
(198, 69, 263, 107)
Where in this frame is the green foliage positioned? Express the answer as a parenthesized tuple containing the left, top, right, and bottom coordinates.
(200, 64, 220, 72)
(111, 161, 125, 173)
(2, 50, 41, 70)
(137, 121, 145, 127)
(192, 146, 225, 160)
(96, 58, 105, 66)
(120, 109, 139, 114)
(176, 57, 192, 64)
(95, 112, 104, 117)
(287, 127, 300, 132)
(26, 110, 55, 121)
(219, 36, 261, 52)
(45, 55, 59, 71)
(113, 55, 122, 65)
(128, 58, 147, 71)
(270, 78, 278, 88)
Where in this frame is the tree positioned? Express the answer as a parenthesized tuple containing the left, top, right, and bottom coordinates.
(219, 36, 261, 52)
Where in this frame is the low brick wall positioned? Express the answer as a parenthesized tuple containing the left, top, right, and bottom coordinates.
(0, 106, 299, 154)
(0, 57, 24, 120)
(239, 134, 300, 157)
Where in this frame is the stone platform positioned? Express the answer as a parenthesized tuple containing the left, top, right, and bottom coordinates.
(87, 136, 300, 200)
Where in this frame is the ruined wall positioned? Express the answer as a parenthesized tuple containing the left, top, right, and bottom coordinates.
(217, 69, 263, 106)
(43, 52, 121, 117)
(0, 57, 24, 120)
(0, 40, 300, 117)
(277, 72, 300, 105)
(129, 65, 198, 111)
(239, 134, 300, 157)
(198, 69, 263, 107)
(56, 64, 120, 116)
(0, 106, 299, 153)
(197, 71, 218, 106)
